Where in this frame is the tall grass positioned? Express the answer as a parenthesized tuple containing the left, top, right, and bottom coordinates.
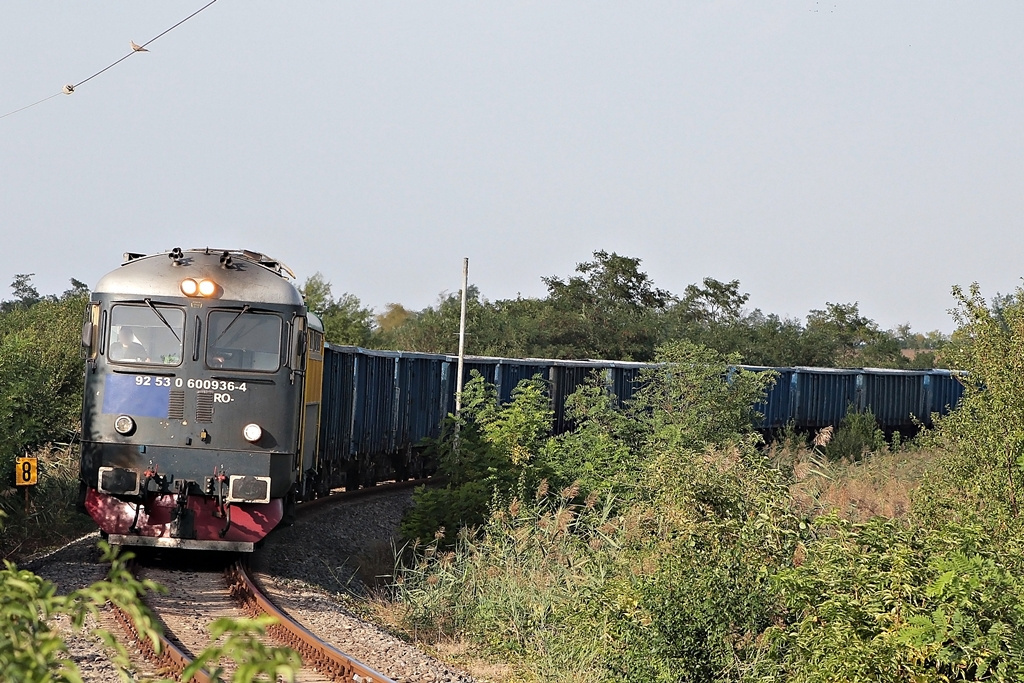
(395, 482, 622, 681)
(774, 418, 940, 523)
(380, 345, 968, 682)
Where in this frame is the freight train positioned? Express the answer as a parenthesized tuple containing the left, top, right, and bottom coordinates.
(78, 248, 965, 551)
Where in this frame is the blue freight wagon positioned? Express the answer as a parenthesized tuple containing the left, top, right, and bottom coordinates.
(315, 345, 967, 490)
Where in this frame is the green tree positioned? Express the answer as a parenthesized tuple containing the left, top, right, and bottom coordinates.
(299, 271, 333, 313)
(0, 280, 88, 474)
(735, 310, 808, 366)
(540, 250, 669, 361)
(375, 288, 470, 354)
(677, 277, 749, 326)
(917, 283, 1024, 529)
(803, 301, 906, 367)
(300, 272, 374, 346)
(1, 274, 42, 313)
(370, 286, 537, 357)
(400, 372, 551, 544)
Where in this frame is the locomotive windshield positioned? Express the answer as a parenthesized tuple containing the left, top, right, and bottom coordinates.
(108, 304, 185, 365)
(206, 309, 282, 372)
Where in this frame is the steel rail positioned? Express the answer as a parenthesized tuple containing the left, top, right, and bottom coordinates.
(227, 561, 395, 683)
(295, 476, 432, 517)
(109, 582, 214, 683)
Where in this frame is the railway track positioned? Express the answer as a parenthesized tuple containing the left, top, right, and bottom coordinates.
(120, 560, 392, 682)
(108, 482, 432, 682)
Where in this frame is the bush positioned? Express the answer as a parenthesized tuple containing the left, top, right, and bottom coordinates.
(0, 538, 164, 683)
(0, 443, 94, 560)
(389, 294, 1024, 683)
(629, 341, 775, 454)
(825, 407, 887, 462)
(605, 442, 797, 682)
(755, 515, 1024, 683)
(915, 283, 1024, 533)
(400, 372, 552, 545)
(397, 486, 624, 678)
(395, 342, 797, 682)
(0, 292, 87, 485)
(0, 521, 301, 682)
(535, 377, 641, 500)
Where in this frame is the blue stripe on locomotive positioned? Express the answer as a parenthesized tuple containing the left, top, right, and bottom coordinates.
(102, 373, 170, 418)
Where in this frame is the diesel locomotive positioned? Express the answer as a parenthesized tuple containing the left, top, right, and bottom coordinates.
(79, 248, 326, 551)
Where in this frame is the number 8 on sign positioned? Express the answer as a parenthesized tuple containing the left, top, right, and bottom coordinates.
(15, 457, 37, 486)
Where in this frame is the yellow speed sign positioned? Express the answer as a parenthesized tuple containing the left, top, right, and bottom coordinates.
(15, 457, 37, 486)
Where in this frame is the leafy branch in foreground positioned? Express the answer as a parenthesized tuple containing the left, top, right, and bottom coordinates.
(184, 615, 300, 683)
(1, 537, 164, 683)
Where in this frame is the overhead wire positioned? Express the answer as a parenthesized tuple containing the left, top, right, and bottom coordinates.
(0, 93, 61, 120)
(0, 0, 220, 121)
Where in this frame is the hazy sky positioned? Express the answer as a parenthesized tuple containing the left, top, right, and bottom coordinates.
(3, 2, 1022, 334)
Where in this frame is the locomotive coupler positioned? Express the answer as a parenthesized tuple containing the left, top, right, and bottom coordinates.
(168, 480, 196, 540)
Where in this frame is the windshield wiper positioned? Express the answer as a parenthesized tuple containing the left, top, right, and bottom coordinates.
(213, 305, 251, 346)
(143, 298, 181, 342)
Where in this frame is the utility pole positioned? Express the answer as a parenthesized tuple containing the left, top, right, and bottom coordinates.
(455, 257, 469, 417)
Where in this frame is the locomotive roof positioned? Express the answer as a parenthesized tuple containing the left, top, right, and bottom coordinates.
(93, 248, 304, 306)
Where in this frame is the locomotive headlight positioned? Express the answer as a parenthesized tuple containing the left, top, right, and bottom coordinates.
(114, 415, 136, 435)
(242, 423, 263, 443)
(180, 278, 218, 297)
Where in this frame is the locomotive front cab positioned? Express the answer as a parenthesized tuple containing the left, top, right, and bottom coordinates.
(80, 249, 312, 551)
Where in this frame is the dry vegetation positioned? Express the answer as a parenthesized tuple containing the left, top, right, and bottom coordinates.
(777, 439, 941, 523)
(1, 442, 95, 562)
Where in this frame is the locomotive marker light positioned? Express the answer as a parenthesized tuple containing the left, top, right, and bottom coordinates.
(114, 414, 136, 435)
(242, 423, 263, 443)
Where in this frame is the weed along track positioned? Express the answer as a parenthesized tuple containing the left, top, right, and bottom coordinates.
(248, 481, 477, 682)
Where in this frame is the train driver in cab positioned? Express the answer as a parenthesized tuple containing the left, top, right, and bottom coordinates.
(110, 326, 149, 362)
